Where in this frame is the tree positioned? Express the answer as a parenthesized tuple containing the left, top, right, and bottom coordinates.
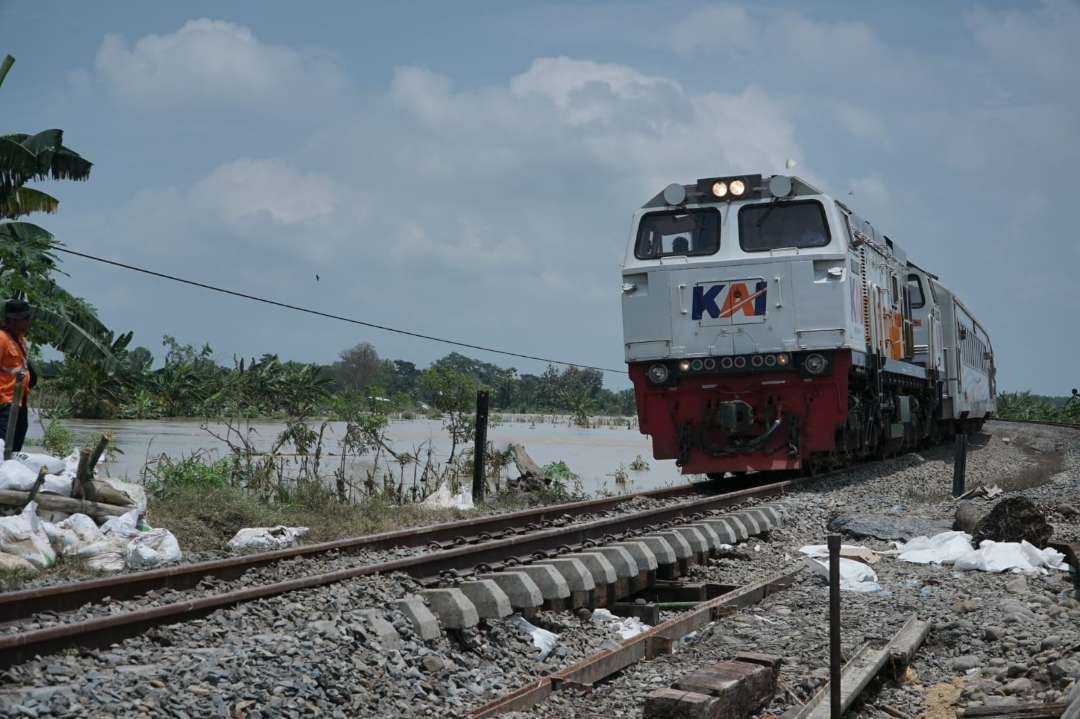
(419, 365, 476, 464)
(335, 341, 383, 393)
(0, 54, 124, 367)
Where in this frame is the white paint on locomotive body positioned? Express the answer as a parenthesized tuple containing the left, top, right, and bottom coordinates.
(620, 174, 996, 422)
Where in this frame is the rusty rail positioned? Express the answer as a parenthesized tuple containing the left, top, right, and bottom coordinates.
(0, 475, 756, 622)
(0, 478, 797, 667)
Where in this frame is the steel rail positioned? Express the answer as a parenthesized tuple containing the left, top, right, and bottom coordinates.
(0, 477, 748, 622)
(988, 417, 1080, 431)
(0, 478, 797, 667)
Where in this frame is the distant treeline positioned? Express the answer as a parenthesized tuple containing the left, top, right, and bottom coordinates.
(35, 337, 636, 420)
(996, 391, 1080, 423)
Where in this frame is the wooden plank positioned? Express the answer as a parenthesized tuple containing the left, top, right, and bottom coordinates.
(470, 566, 804, 717)
(470, 679, 553, 718)
(787, 616, 927, 719)
(958, 704, 1070, 718)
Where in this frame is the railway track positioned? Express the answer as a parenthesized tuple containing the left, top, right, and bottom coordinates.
(0, 476, 798, 667)
(3, 417, 1075, 714)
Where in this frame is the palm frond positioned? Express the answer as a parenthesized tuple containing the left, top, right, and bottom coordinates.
(0, 137, 39, 189)
(0, 187, 59, 219)
(33, 305, 120, 371)
(0, 55, 13, 89)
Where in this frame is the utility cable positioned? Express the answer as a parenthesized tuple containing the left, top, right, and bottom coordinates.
(53, 246, 628, 375)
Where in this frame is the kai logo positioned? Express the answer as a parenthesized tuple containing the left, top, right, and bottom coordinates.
(691, 280, 768, 321)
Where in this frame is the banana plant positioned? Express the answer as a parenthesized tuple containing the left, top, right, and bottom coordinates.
(0, 53, 122, 368)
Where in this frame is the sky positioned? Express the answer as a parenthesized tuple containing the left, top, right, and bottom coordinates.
(1, 0, 1077, 394)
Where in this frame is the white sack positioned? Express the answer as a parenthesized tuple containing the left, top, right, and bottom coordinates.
(63, 451, 80, 475)
(0, 551, 37, 573)
(954, 539, 1070, 575)
(101, 509, 142, 539)
(227, 526, 309, 553)
(13, 452, 66, 476)
(41, 474, 73, 497)
(0, 459, 39, 491)
(0, 502, 56, 568)
(807, 556, 881, 593)
(591, 607, 650, 640)
(83, 539, 128, 572)
(44, 514, 104, 556)
(895, 531, 974, 565)
(125, 529, 182, 569)
(508, 614, 560, 660)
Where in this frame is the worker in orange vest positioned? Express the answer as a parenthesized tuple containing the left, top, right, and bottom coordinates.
(0, 299, 34, 453)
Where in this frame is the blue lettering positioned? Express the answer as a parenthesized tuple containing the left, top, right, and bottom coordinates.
(692, 284, 724, 320)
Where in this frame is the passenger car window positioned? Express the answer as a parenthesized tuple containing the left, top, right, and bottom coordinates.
(634, 209, 721, 260)
(907, 274, 925, 309)
(738, 200, 830, 252)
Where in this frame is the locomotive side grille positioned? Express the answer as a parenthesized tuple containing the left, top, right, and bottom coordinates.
(859, 246, 872, 349)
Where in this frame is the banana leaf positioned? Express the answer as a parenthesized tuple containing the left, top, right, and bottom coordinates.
(0, 187, 59, 219)
(32, 304, 121, 371)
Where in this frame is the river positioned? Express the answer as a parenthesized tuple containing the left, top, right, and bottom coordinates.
(26, 414, 698, 496)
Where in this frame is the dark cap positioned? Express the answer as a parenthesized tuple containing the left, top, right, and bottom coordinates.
(3, 299, 32, 321)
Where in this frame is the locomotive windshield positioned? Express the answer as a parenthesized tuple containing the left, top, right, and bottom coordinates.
(738, 200, 830, 252)
(634, 208, 720, 260)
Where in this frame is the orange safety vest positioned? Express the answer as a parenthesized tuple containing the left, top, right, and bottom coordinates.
(0, 331, 31, 407)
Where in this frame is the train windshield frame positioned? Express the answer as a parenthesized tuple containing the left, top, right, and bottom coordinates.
(737, 199, 831, 252)
(634, 208, 721, 260)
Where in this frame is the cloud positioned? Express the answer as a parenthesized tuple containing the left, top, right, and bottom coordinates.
(666, 4, 755, 56)
(95, 19, 346, 110)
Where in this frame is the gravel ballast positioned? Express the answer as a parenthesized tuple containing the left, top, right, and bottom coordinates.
(1, 421, 1078, 718)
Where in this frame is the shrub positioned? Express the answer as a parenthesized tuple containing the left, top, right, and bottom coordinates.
(143, 452, 232, 500)
(41, 420, 75, 456)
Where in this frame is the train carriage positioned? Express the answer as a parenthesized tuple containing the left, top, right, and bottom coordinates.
(620, 174, 996, 477)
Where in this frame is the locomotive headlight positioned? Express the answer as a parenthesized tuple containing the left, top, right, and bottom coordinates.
(711, 181, 728, 198)
(776, 353, 790, 367)
(803, 353, 828, 375)
(729, 179, 746, 196)
(678, 360, 691, 372)
(646, 364, 670, 384)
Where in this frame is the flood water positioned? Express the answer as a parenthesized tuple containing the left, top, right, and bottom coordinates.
(26, 414, 698, 496)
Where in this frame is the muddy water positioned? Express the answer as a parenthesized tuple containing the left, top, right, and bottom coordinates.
(26, 415, 696, 496)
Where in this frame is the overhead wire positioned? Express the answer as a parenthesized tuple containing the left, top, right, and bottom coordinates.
(53, 246, 628, 375)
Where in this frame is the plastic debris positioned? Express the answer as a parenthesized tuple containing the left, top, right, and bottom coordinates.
(101, 509, 142, 539)
(895, 531, 1071, 575)
(806, 556, 881, 592)
(508, 614, 560, 659)
(954, 539, 1069, 575)
(227, 526, 309, 553)
(125, 529, 182, 569)
(799, 543, 880, 565)
(420, 482, 474, 511)
(895, 531, 974, 565)
(591, 607, 651, 639)
(0, 502, 57, 569)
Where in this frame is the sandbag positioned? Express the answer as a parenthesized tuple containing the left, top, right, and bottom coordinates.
(227, 526, 309, 553)
(0, 459, 39, 492)
(0, 502, 56, 569)
(41, 473, 74, 497)
(82, 538, 128, 572)
(13, 452, 66, 476)
(0, 552, 37, 573)
(125, 529, 181, 569)
(101, 509, 142, 539)
(44, 513, 104, 556)
(807, 556, 881, 592)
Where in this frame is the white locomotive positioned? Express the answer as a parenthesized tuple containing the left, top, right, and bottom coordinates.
(620, 173, 996, 477)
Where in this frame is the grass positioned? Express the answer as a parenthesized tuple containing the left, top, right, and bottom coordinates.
(148, 484, 478, 551)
